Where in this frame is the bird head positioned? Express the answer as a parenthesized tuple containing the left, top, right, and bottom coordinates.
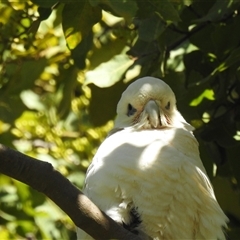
(114, 76, 193, 131)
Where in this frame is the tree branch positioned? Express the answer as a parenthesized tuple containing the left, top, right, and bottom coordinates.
(0, 144, 141, 240)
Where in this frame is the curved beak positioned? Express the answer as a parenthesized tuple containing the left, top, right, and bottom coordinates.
(144, 100, 160, 128)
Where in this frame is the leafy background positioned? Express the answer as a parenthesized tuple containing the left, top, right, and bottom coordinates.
(0, 0, 240, 239)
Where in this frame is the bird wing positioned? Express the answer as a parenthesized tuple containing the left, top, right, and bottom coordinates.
(77, 127, 227, 239)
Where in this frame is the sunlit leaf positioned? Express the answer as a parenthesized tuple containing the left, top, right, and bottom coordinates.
(20, 90, 45, 111)
(31, 0, 58, 8)
(16, 221, 36, 236)
(0, 228, 11, 240)
(0, 6, 13, 24)
(14, 181, 30, 203)
(68, 172, 85, 188)
(89, 0, 138, 21)
(85, 52, 134, 87)
(190, 89, 215, 106)
(35, 201, 66, 239)
(88, 31, 129, 70)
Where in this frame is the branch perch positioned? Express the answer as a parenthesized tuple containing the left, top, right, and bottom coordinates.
(0, 144, 141, 240)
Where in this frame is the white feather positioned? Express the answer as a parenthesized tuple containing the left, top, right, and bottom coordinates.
(77, 77, 228, 239)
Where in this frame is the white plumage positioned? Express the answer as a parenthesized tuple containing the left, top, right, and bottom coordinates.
(77, 77, 228, 239)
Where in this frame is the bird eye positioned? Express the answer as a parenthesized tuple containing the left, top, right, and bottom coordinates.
(127, 103, 137, 117)
(165, 101, 170, 110)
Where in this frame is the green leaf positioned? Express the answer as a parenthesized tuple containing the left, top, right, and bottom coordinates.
(16, 221, 36, 237)
(68, 171, 85, 188)
(202, 47, 240, 80)
(0, 210, 16, 221)
(30, 0, 58, 8)
(14, 181, 30, 203)
(4, 58, 48, 95)
(89, 41, 126, 69)
(224, 47, 240, 69)
(127, 38, 159, 59)
(200, 112, 238, 148)
(88, 80, 127, 126)
(0, 95, 27, 123)
(195, 0, 240, 23)
(20, 90, 45, 111)
(85, 52, 134, 87)
(58, 66, 78, 118)
(71, 32, 93, 69)
(190, 25, 215, 54)
(138, 13, 166, 42)
(0, 57, 47, 124)
(38, 7, 52, 21)
(227, 145, 240, 190)
(190, 89, 215, 107)
(211, 15, 240, 57)
(62, 1, 102, 49)
(148, 0, 180, 23)
(89, 0, 138, 21)
(212, 177, 240, 220)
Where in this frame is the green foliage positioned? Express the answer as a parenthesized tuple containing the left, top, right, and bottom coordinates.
(1, 0, 240, 238)
(62, 0, 102, 50)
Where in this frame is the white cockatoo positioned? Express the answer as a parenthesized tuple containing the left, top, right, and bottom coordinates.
(77, 76, 228, 239)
